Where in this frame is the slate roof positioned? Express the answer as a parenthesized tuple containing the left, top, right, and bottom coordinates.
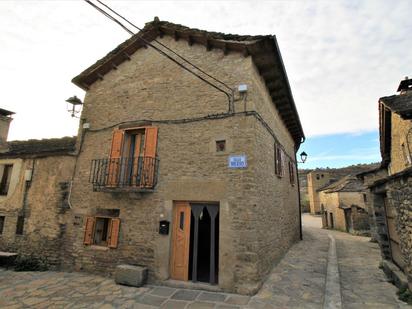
(356, 166, 384, 179)
(0, 136, 76, 158)
(0, 108, 15, 117)
(370, 166, 412, 189)
(318, 175, 364, 193)
(379, 92, 412, 120)
(72, 18, 304, 145)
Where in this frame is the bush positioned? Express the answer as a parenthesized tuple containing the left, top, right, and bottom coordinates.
(397, 286, 412, 304)
(13, 255, 48, 271)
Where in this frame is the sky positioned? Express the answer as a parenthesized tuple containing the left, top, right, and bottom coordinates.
(1, 0, 411, 168)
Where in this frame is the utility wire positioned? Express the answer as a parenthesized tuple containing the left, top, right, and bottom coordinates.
(95, 0, 233, 93)
(83, 0, 234, 112)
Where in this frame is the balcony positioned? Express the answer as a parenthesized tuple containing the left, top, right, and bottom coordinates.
(89, 156, 159, 192)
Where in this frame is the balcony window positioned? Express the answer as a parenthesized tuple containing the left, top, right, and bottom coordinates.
(90, 126, 159, 191)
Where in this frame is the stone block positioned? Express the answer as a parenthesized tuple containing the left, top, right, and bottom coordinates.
(382, 260, 408, 290)
(114, 264, 148, 287)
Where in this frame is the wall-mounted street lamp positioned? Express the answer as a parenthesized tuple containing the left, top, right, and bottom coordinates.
(66, 96, 83, 118)
(298, 151, 308, 163)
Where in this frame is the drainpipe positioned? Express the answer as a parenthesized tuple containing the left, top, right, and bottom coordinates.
(21, 159, 35, 216)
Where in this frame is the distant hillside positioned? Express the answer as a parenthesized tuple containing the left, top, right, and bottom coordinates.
(298, 162, 380, 212)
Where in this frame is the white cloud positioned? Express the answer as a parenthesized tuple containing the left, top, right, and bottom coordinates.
(1, 0, 411, 140)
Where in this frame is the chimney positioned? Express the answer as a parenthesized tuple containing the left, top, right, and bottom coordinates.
(0, 108, 15, 149)
(397, 76, 412, 94)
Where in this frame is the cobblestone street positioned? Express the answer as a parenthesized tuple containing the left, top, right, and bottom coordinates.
(0, 214, 407, 308)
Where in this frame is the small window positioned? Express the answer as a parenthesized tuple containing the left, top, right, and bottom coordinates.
(16, 216, 24, 235)
(321, 174, 324, 178)
(83, 217, 120, 248)
(94, 217, 111, 246)
(363, 193, 367, 203)
(0, 165, 13, 196)
(216, 140, 226, 152)
(316, 174, 320, 180)
(0, 216, 5, 234)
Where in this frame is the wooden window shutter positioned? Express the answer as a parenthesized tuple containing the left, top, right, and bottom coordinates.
(143, 127, 158, 158)
(83, 217, 95, 245)
(108, 218, 121, 248)
(141, 127, 158, 188)
(289, 161, 295, 184)
(107, 129, 124, 186)
(275, 145, 283, 177)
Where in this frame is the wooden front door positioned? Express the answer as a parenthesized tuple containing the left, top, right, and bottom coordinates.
(383, 196, 407, 270)
(170, 202, 191, 281)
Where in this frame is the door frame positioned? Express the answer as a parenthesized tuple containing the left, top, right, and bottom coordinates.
(169, 201, 220, 285)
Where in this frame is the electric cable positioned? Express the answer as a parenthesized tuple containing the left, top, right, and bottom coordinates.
(81, 0, 297, 161)
(83, 0, 234, 112)
(95, 0, 233, 93)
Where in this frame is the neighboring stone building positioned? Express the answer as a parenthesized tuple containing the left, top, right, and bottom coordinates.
(0, 109, 76, 267)
(365, 77, 412, 291)
(307, 170, 334, 214)
(52, 19, 302, 295)
(318, 175, 369, 234)
(356, 167, 388, 241)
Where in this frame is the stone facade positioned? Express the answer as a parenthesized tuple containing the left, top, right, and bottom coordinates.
(318, 176, 369, 234)
(0, 21, 304, 295)
(62, 21, 304, 295)
(356, 168, 388, 241)
(364, 78, 412, 291)
(388, 112, 412, 175)
(307, 171, 333, 214)
(0, 144, 76, 267)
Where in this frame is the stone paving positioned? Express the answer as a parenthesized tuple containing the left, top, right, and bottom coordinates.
(332, 229, 406, 308)
(0, 214, 408, 308)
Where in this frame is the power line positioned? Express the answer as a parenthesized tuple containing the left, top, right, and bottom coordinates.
(83, 0, 234, 112)
(95, 0, 233, 93)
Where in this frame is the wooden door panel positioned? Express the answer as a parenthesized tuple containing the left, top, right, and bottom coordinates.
(170, 202, 191, 281)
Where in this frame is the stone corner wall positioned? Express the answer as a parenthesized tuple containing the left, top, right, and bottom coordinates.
(0, 155, 76, 268)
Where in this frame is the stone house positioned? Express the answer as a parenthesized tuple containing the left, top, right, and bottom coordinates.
(365, 77, 412, 291)
(318, 176, 369, 234)
(59, 19, 305, 295)
(356, 167, 388, 241)
(306, 170, 335, 214)
(0, 108, 76, 266)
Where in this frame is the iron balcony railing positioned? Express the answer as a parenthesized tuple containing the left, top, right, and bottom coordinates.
(89, 156, 159, 191)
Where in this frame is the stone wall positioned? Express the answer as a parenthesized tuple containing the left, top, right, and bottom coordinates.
(358, 168, 388, 241)
(64, 35, 300, 294)
(389, 113, 412, 175)
(350, 206, 370, 232)
(0, 155, 75, 267)
(320, 191, 369, 233)
(307, 171, 332, 214)
(382, 175, 412, 290)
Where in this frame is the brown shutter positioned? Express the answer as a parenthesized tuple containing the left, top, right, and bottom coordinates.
(83, 217, 95, 245)
(275, 146, 283, 177)
(143, 127, 158, 158)
(289, 161, 295, 184)
(108, 218, 120, 248)
(141, 127, 158, 188)
(107, 129, 124, 186)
